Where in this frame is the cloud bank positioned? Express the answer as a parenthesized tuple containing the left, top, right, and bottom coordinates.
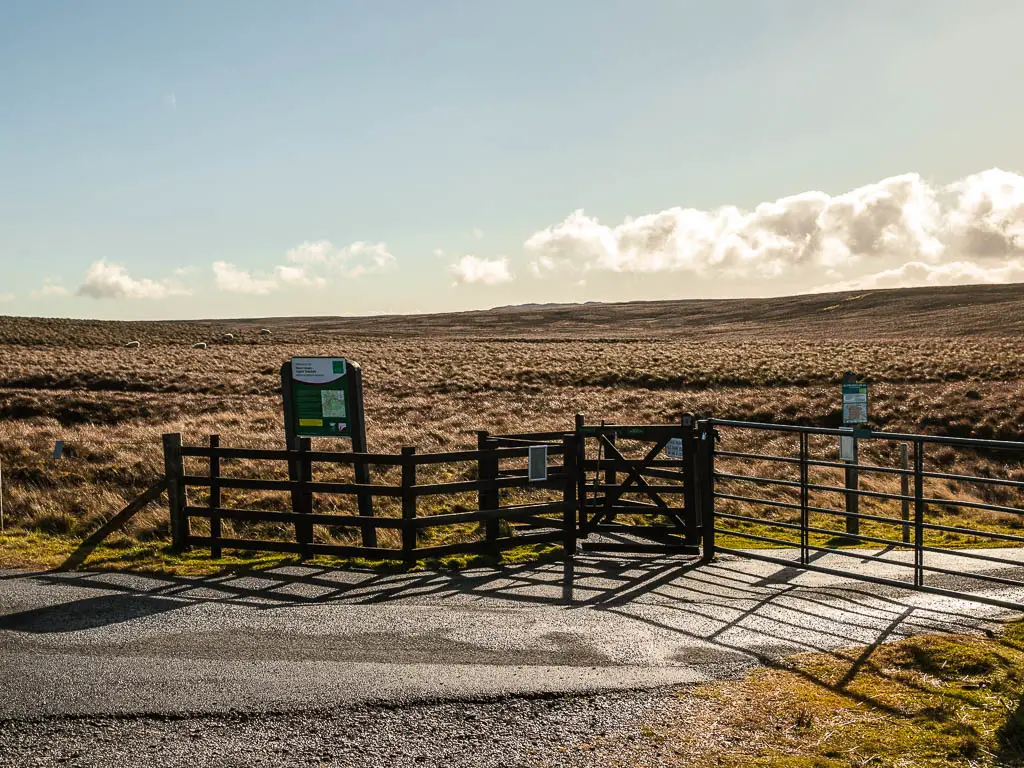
(76, 260, 189, 300)
(215, 240, 396, 294)
(526, 168, 1024, 291)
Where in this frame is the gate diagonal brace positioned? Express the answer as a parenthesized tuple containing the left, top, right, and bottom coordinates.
(592, 435, 673, 530)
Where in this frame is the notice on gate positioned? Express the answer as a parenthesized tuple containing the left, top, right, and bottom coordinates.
(665, 437, 684, 460)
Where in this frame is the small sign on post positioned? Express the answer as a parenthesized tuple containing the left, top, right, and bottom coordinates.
(842, 375, 869, 426)
(665, 437, 684, 460)
(528, 445, 548, 482)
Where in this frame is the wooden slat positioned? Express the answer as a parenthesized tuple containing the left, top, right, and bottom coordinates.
(414, 502, 563, 528)
(180, 475, 404, 496)
(187, 536, 402, 559)
(413, 531, 564, 559)
(184, 506, 404, 528)
(182, 446, 406, 465)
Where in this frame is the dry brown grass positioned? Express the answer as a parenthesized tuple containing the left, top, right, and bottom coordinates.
(0, 284, 1022, 563)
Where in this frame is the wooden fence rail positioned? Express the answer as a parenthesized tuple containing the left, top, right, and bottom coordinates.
(163, 431, 575, 563)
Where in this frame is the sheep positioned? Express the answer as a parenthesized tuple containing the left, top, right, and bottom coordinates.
(222, 333, 235, 341)
(192, 342, 207, 349)
(124, 340, 141, 349)
(258, 328, 272, 336)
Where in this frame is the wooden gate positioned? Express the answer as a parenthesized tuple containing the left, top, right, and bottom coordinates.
(572, 415, 702, 555)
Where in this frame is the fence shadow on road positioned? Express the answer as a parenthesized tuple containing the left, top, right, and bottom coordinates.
(1, 552, 992, 644)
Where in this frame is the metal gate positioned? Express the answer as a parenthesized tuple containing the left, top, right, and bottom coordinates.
(701, 418, 1024, 612)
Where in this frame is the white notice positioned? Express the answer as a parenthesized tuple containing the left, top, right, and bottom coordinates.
(665, 438, 684, 460)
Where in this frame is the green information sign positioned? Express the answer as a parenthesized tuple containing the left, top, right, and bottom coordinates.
(283, 357, 362, 438)
(842, 381, 869, 425)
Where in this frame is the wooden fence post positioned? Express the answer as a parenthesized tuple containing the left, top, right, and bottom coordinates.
(209, 434, 221, 559)
(295, 437, 313, 558)
(680, 414, 698, 546)
(401, 447, 417, 564)
(561, 433, 578, 557)
(477, 431, 500, 547)
(697, 422, 716, 563)
(162, 432, 188, 551)
(574, 414, 586, 531)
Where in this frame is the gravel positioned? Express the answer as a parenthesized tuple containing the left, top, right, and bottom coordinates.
(0, 689, 677, 768)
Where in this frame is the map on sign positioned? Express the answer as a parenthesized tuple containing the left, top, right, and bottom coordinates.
(289, 357, 354, 438)
(842, 382, 869, 425)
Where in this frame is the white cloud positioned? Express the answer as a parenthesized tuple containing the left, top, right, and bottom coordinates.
(525, 168, 1024, 290)
(213, 241, 395, 294)
(76, 260, 188, 300)
(819, 259, 1024, 292)
(30, 284, 71, 298)
(212, 262, 279, 295)
(0, 292, 14, 303)
(449, 255, 514, 286)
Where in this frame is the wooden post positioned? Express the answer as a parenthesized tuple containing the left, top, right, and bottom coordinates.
(477, 431, 500, 546)
(698, 422, 716, 563)
(561, 433, 578, 557)
(162, 433, 188, 551)
(209, 434, 222, 559)
(401, 447, 417, 564)
(901, 442, 911, 545)
(574, 414, 586, 532)
(348, 363, 377, 548)
(681, 414, 698, 546)
(295, 437, 313, 557)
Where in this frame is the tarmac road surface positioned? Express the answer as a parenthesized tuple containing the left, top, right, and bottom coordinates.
(1, 548, 1022, 720)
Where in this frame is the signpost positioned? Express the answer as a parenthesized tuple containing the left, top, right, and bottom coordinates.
(281, 358, 375, 546)
(841, 371, 868, 537)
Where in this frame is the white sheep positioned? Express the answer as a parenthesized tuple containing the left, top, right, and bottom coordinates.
(124, 340, 141, 349)
(222, 333, 235, 341)
(192, 342, 207, 349)
(258, 328, 272, 336)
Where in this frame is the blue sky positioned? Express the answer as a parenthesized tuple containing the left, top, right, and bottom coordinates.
(2, 1, 1023, 319)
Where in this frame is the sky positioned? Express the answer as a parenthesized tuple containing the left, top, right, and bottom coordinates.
(1, 0, 1023, 320)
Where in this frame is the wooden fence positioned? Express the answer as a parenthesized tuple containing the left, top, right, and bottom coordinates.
(162, 430, 579, 563)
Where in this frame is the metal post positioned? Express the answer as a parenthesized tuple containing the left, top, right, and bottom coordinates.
(900, 443, 911, 545)
(800, 432, 809, 566)
(845, 437, 860, 537)
(401, 447, 417, 564)
(209, 434, 221, 559)
(561, 434, 578, 557)
(914, 440, 925, 587)
(162, 433, 188, 551)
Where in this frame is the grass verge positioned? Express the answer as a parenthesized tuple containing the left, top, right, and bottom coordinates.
(0, 528, 563, 576)
(634, 621, 1024, 767)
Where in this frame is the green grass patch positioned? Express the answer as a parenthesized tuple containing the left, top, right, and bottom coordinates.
(0, 527, 564, 576)
(649, 621, 1024, 767)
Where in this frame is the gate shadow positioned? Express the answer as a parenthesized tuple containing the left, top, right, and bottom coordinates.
(1, 552, 989, 641)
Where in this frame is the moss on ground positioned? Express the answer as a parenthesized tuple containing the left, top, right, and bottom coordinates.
(0, 528, 563, 576)
(643, 621, 1024, 767)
